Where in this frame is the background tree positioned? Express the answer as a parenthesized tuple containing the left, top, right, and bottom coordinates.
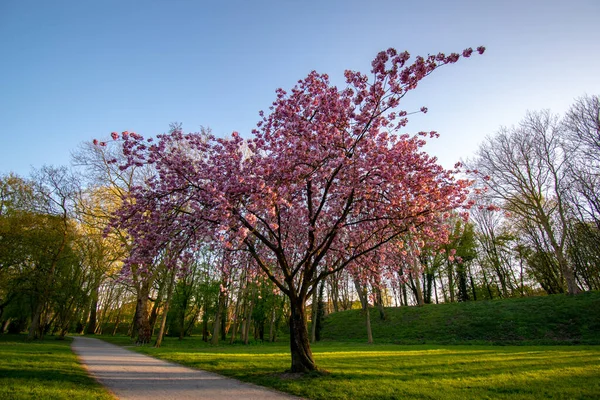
(562, 95, 600, 229)
(470, 111, 579, 295)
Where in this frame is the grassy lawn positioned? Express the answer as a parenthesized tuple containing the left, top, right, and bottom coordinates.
(100, 335, 600, 400)
(0, 334, 114, 400)
(322, 291, 600, 344)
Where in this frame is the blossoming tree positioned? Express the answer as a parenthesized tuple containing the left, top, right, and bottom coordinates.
(111, 46, 484, 372)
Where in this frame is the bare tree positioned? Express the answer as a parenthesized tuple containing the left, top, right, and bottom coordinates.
(27, 166, 81, 339)
(562, 95, 600, 229)
(470, 111, 579, 295)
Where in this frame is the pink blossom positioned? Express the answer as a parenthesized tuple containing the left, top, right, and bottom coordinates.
(109, 45, 485, 370)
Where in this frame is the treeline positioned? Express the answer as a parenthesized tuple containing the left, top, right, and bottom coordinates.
(0, 95, 598, 344)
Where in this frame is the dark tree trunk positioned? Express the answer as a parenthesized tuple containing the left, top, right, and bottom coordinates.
(468, 265, 477, 301)
(353, 279, 373, 343)
(481, 268, 494, 299)
(310, 288, 318, 343)
(155, 269, 176, 348)
(447, 259, 455, 302)
(401, 282, 407, 306)
(180, 296, 189, 341)
(134, 280, 152, 344)
(457, 263, 470, 302)
(28, 301, 43, 340)
(288, 298, 316, 373)
(374, 286, 386, 320)
(211, 287, 226, 345)
(130, 300, 139, 339)
(269, 307, 276, 342)
(423, 272, 434, 304)
(221, 305, 228, 342)
(229, 294, 241, 344)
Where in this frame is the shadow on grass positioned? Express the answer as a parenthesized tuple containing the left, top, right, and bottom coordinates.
(0, 334, 114, 399)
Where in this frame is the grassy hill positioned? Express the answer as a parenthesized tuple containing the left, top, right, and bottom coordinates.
(320, 291, 600, 344)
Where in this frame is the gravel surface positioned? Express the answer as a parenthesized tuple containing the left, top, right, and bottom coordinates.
(71, 336, 302, 400)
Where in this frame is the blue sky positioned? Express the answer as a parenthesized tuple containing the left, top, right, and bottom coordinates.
(1, 0, 599, 176)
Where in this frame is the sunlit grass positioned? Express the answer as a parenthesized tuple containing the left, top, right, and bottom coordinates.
(100, 335, 600, 399)
(0, 334, 114, 400)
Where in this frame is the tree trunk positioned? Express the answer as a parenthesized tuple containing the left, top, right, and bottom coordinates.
(27, 302, 44, 340)
(556, 251, 580, 295)
(112, 303, 123, 336)
(243, 299, 252, 344)
(181, 296, 190, 341)
(402, 281, 408, 306)
(374, 286, 386, 320)
(481, 268, 494, 299)
(447, 259, 455, 302)
(2, 318, 11, 333)
(134, 280, 152, 344)
(433, 271, 439, 304)
(86, 286, 99, 335)
(155, 269, 176, 348)
(330, 276, 340, 313)
(438, 271, 448, 303)
(410, 273, 424, 306)
(468, 265, 477, 301)
(269, 307, 276, 342)
(353, 279, 373, 344)
(229, 290, 242, 344)
(211, 287, 226, 345)
(288, 297, 317, 372)
(310, 288, 318, 343)
(148, 289, 163, 336)
(364, 305, 373, 344)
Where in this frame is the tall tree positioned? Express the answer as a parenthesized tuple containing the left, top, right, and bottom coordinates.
(562, 94, 600, 229)
(112, 46, 485, 372)
(27, 166, 80, 339)
(470, 111, 579, 295)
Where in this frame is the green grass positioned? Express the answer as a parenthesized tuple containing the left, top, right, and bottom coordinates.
(99, 335, 600, 400)
(322, 291, 600, 344)
(0, 334, 114, 400)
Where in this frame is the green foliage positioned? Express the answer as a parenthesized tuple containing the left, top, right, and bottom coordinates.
(167, 261, 220, 339)
(0, 334, 113, 399)
(98, 336, 600, 400)
(321, 291, 600, 344)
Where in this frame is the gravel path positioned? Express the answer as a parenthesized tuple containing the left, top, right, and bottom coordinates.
(71, 336, 302, 400)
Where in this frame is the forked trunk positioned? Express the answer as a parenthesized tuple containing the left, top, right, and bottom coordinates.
(353, 278, 373, 343)
(556, 251, 580, 295)
(288, 298, 317, 373)
(155, 269, 176, 348)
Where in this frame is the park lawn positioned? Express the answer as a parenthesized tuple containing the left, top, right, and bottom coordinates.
(100, 336, 600, 400)
(0, 334, 114, 400)
(322, 291, 600, 345)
